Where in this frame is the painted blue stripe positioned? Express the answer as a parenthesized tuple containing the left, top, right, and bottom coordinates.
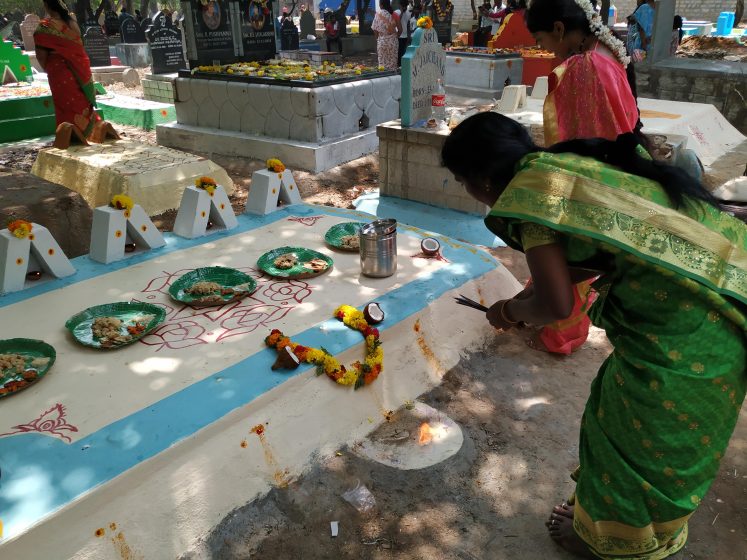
(0, 204, 498, 539)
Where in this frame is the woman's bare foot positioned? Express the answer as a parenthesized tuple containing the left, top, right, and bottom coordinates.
(545, 503, 597, 559)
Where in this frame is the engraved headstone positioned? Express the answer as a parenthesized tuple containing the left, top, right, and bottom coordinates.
(182, 0, 236, 67)
(147, 11, 186, 73)
(237, 0, 277, 61)
(83, 25, 112, 66)
(104, 10, 120, 36)
(429, 2, 453, 45)
(20, 14, 40, 52)
(279, 18, 299, 51)
(400, 26, 445, 127)
(121, 14, 147, 42)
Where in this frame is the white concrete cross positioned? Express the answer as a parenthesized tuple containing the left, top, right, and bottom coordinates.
(0, 224, 76, 294)
(172, 185, 238, 238)
(245, 169, 303, 215)
(89, 205, 166, 264)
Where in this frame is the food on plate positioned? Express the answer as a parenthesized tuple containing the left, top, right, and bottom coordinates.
(274, 253, 298, 270)
(92, 315, 154, 347)
(31, 357, 50, 368)
(0, 353, 27, 374)
(303, 258, 329, 272)
(340, 235, 360, 249)
(185, 281, 225, 295)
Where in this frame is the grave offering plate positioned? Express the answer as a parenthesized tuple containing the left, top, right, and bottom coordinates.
(65, 302, 166, 349)
(0, 338, 56, 398)
(257, 246, 333, 279)
(168, 266, 257, 307)
(324, 222, 363, 251)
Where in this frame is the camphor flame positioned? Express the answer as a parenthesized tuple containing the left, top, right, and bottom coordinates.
(418, 422, 434, 446)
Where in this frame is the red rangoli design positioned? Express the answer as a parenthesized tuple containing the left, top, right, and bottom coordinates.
(287, 215, 324, 226)
(135, 267, 314, 351)
(411, 251, 450, 263)
(0, 403, 79, 443)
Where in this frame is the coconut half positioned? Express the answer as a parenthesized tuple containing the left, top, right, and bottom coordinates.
(272, 345, 301, 370)
(363, 302, 385, 324)
(421, 237, 441, 256)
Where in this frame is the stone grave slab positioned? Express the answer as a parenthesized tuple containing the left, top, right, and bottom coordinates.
(280, 20, 300, 51)
(147, 10, 187, 74)
(142, 73, 177, 103)
(0, 40, 33, 83)
(20, 14, 40, 52)
(31, 140, 234, 216)
(114, 42, 152, 67)
(96, 93, 176, 130)
(82, 25, 112, 67)
(0, 168, 93, 258)
(182, 0, 237, 67)
(120, 14, 147, 43)
(91, 65, 141, 86)
(0, 81, 55, 142)
(444, 52, 522, 99)
(401, 27, 445, 127)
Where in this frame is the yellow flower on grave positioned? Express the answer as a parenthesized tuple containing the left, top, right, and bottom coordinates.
(377, 65, 385, 71)
(8, 219, 32, 239)
(257, 70, 265, 77)
(417, 16, 433, 29)
(227, 68, 234, 74)
(195, 176, 217, 194)
(110, 194, 134, 211)
(266, 158, 286, 173)
(355, 69, 362, 75)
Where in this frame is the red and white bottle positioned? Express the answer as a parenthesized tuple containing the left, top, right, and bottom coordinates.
(431, 78, 446, 122)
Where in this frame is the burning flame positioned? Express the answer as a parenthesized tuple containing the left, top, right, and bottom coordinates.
(418, 422, 434, 446)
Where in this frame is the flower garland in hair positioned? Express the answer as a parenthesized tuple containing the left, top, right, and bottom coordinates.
(573, 0, 630, 66)
(265, 304, 383, 389)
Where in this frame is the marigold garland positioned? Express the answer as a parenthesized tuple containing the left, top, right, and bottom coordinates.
(417, 15, 433, 29)
(265, 304, 383, 389)
(433, 0, 453, 19)
(8, 219, 32, 239)
(110, 194, 134, 211)
(194, 176, 217, 195)
(267, 158, 286, 173)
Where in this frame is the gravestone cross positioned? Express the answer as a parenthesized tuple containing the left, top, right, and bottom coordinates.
(147, 10, 186, 74)
(400, 26, 445, 127)
(83, 25, 112, 66)
(20, 14, 40, 52)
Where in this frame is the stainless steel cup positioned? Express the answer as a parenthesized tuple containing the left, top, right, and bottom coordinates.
(359, 219, 397, 278)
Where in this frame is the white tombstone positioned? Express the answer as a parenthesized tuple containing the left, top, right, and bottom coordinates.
(529, 77, 549, 100)
(0, 224, 75, 294)
(245, 169, 303, 215)
(400, 27, 446, 127)
(172, 185, 238, 239)
(89, 205, 166, 264)
(494, 85, 527, 114)
(20, 14, 40, 52)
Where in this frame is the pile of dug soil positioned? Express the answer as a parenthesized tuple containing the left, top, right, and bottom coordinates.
(677, 35, 747, 61)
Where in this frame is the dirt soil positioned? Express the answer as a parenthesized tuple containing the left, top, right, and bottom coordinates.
(180, 249, 747, 559)
(677, 36, 747, 61)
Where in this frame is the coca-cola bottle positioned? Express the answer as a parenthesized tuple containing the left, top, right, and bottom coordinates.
(431, 78, 446, 122)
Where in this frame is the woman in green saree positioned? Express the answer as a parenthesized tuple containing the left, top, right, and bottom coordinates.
(442, 112, 746, 559)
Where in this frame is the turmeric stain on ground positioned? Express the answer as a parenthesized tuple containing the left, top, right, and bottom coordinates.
(250, 424, 291, 488)
(413, 320, 445, 376)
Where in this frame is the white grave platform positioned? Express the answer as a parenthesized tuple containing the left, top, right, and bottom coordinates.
(0, 204, 520, 560)
(157, 74, 402, 172)
(444, 52, 523, 99)
(30, 140, 234, 216)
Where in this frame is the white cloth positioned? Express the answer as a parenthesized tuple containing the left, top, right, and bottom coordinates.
(398, 8, 411, 38)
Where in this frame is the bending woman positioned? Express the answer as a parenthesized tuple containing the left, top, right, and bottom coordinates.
(34, 0, 100, 139)
(443, 112, 746, 560)
(519, 0, 642, 355)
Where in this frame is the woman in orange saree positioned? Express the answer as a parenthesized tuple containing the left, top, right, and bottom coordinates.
(34, 0, 100, 137)
(521, 0, 640, 355)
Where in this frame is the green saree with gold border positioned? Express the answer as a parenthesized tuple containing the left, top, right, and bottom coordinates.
(485, 152, 747, 559)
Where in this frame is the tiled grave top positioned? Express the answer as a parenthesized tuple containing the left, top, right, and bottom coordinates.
(174, 74, 402, 142)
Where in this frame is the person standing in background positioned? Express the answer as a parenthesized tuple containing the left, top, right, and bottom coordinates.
(394, 0, 411, 66)
(371, 0, 401, 69)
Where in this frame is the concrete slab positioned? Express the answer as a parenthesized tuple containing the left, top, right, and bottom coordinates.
(96, 93, 176, 130)
(0, 203, 520, 560)
(30, 140, 234, 216)
(503, 97, 746, 168)
(157, 122, 381, 173)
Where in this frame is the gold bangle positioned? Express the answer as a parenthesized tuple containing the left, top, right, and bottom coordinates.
(500, 300, 519, 325)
